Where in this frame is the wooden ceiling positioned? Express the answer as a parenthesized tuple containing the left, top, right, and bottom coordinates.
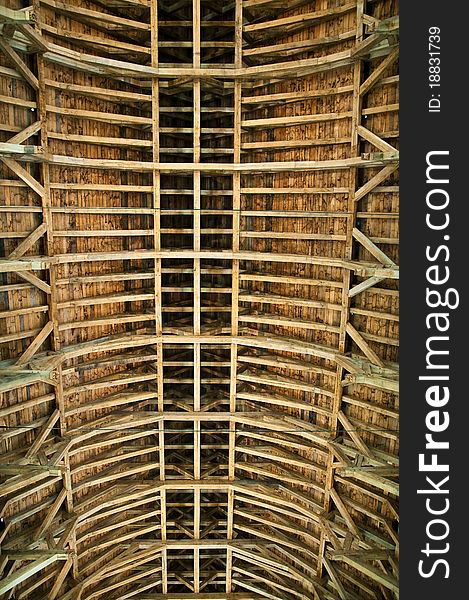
(0, 0, 399, 598)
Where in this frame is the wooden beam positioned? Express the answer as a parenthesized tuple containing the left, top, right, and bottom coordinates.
(323, 558, 349, 600)
(243, 3, 355, 32)
(337, 467, 399, 496)
(348, 276, 385, 298)
(48, 558, 74, 600)
(243, 31, 356, 58)
(2, 550, 69, 560)
(228, 3, 243, 591)
(353, 164, 398, 203)
(318, 0, 366, 579)
(346, 323, 384, 367)
(8, 222, 47, 259)
(352, 227, 397, 267)
(242, 111, 352, 128)
(118, 595, 264, 599)
(0, 157, 45, 197)
(16, 23, 49, 52)
(360, 48, 399, 96)
(0, 556, 63, 595)
(334, 555, 398, 594)
(357, 125, 397, 153)
(329, 488, 360, 538)
(0, 371, 54, 394)
(47, 154, 396, 173)
(17, 270, 51, 295)
(351, 32, 384, 58)
(0, 6, 34, 24)
(38, 0, 149, 31)
(15, 321, 54, 366)
(0, 142, 43, 159)
(0, 37, 39, 88)
(337, 410, 373, 459)
(193, 3, 202, 593)
(7, 120, 43, 145)
(34, 488, 68, 541)
(24, 409, 60, 459)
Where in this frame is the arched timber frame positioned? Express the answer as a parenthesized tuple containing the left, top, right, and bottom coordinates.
(0, 0, 399, 599)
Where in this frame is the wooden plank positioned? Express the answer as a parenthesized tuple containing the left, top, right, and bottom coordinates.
(0, 38, 39, 88)
(323, 558, 348, 600)
(8, 222, 47, 259)
(357, 125, 397, 153)
(44, 79, 151, 102)
(16, 23, 49, 52)
(240, 292, 340, 310)
(0, 305, 48, 319)
(1, 158, 45, 196)
(243, 30, 356, 58)
(0, 6, 34, 24)
(242, 137, 350, 150)
(242, 111, 352, 128)
(345, 323, 384, 368)
(39, 0, 150, 31)
(360, 48, 399, 96)
(352, 228, 396, 266)
(23, 409, 60, 459)
(227, 2, 243, 591)
(243, 3, 356, 32)
(353, 164, 398, 203)
(193, 3, 201, 593)
(372, 15, 399, 34)
(0, 556, 62, 595)
(337, 410, 373, 458)
(16, 271, 50, 295)
(348, 276, 385, 298)
(7, 121, 43, 145)
(115, 594, 263, 599)
(239, 313, 340, 333)
(335, 555, 398, 594)
(34, 488, 68, 540)
(242, 85, 354, 105)
(238, 369, 334, 397)
(351, 31, 384, 58)
(243, 0, 308, 8)
(45, 104, 152, 126)
(47, 154, 397, 172)
(329, 488, 360, 538)
(15, 321, 54, 366)
(48, 558, 73, 600)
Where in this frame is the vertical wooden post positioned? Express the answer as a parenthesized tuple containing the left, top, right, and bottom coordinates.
(33, 0, 79, 584)
(227, 0, 243, 593)
(318, 0, 365, 580)
(150, 1, 167, 594)
(193, 0, 202, 593)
